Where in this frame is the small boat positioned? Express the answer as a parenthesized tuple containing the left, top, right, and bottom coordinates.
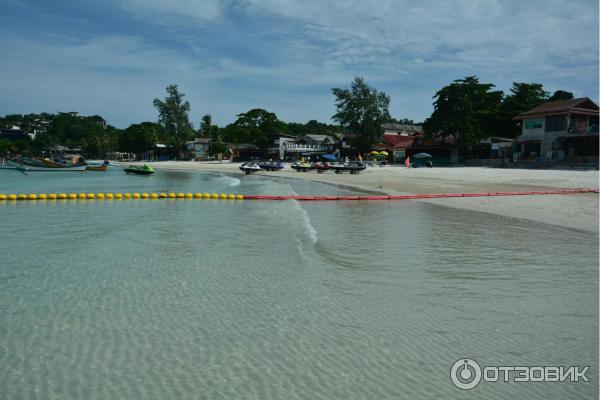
(86, 161, 109, 171)
(290, 162, 312, 172)
(239, 162, 261, 175)
(258, 161, 284, 171)
(124, 164, 155, 175)
(7, 157, 87, 172)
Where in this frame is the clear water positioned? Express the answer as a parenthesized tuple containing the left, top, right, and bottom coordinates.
(0, 169, 597, 399)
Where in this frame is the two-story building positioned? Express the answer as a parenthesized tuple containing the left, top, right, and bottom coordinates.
(513, 98, 599, 161)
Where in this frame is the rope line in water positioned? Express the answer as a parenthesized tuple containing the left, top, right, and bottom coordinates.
(0, 189, 597, 202)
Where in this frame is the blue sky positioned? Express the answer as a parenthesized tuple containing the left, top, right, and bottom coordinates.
(1, 0, 598, 128)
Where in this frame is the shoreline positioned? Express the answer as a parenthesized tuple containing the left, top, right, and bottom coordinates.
(120, 161, 599, 233)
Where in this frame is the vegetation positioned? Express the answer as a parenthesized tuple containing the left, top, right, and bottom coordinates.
(423, 77, 577, 157)
(153, 84, 194, 146)
(0, 78, 579, 160)
(331, 77, 391, 153)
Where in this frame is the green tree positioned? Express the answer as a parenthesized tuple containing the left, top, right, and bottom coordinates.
(423, 76, 503, 157)
(548, 90, 574, 101)
(119, 122, 162, 156)
(497, 82, 549, 137)
(153, 85, 194, 147)
(200, 114, 221, 141)
(331, 77, 391, 153)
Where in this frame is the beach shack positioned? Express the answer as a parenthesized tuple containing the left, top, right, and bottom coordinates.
(513, 98, 599, 163)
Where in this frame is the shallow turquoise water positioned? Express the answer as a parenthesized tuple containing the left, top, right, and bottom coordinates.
(0, 169, 597, 399)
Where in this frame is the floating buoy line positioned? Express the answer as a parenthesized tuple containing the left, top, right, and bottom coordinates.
(0, 188, 597, 203)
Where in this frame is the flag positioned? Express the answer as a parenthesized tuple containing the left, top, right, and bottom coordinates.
(405, 156, 410, 168)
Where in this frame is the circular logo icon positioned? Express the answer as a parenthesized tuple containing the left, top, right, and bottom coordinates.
(450, 358, 482, 390)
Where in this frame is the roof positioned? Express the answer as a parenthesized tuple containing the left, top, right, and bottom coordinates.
(304, 134, 336, 142)
(382, 123, 422, 132)
(381, 134, 414, 148)
(514, 97, 599, 120)
(192, 137, 212, 144)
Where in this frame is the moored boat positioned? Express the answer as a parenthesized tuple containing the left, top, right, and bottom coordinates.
(124, 164, 155, 175)
(86, 161, 109, 171)
(7, 156, 87, 172)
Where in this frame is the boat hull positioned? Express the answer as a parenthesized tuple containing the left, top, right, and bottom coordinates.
(16, 164, 87, 172)
(86, 164, 108, 171)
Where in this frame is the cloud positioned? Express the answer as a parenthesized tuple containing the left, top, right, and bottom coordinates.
(0, 0, 597, 126)
(119, 0, 227, 22)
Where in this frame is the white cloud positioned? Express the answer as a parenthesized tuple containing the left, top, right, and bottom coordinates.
(120, 0, 227, 22)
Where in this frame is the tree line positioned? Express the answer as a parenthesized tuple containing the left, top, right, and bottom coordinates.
(0, 78, 575, 158)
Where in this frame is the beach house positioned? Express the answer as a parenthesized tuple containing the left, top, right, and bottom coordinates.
(513, 98, 599, 162)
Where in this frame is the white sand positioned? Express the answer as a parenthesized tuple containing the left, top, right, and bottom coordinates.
(121, 161, 599, 233)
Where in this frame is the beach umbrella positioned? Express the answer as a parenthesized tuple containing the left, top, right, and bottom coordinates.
(413, 152, 432, 159)
(322, 153, 336, 160)
(380, 151, 389, 156)
(369, 151, 379, 155)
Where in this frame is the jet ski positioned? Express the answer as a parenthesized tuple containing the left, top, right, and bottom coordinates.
(258, 161, 284, 171)
(290, 161, 312, 172)
(311, 162, 330, 173)
(239, 162, 261, 175)
(331, 162, 366, 174)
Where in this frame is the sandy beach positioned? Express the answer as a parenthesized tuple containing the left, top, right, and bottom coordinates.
(123, 161, 599, 233)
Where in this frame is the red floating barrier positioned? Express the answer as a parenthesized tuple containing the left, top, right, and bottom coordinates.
(326, 196, 339, 201)
(313, 196, 328, 201)
(337, 196, 360, 200)
(294, 196, 316, 201)
(462, 193, 489, 197)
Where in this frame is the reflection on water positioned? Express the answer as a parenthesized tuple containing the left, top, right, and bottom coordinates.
(0, 170, 597, 399)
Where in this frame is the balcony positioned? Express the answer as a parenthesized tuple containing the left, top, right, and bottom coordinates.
(283, 143, 323, 152)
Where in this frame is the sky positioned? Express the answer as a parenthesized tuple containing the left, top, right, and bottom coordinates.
(0, 0, 598, 128)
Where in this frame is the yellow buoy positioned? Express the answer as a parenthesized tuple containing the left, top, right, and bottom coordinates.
(48, 193, 57, 200)
(96, 193, 105, 199)
(194, 192, 202, 198)
(9, 194, 17, 201)
(177, 192, 184, 198)
(0, 194, 6, 200)
(185, 193, 193, 199)
(236, 194, 244, 200)
(58, 193, 67, 200)
(115, 193, 123, 199)
(105, 193, 114, 199)
(203, 192, 210, 198)
(68, 193, 77, 200)
(228, 194, 235, 200)
(150, 193, 158, 199)
(18, 194, 27, 200)
(124, 193, 131, 199)
(168, 192, 176, 199)
(219, 193, 227, 199)
(211, 193, 218, 199)
(87, 193, 95, 199)
(27, 193, 37, 200)
(38, 193, 47, 200)
(159, 192, 167, 198)
(141, 193, 149, 199)
(78, 193, 86, 199)
(133, 193, 140, 199)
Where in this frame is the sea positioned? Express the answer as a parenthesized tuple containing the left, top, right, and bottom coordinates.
(0, 168, 597, 399)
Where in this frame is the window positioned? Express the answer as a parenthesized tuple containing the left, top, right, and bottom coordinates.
(524, 119, 542, 129)
(545, 116, 567, 132)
